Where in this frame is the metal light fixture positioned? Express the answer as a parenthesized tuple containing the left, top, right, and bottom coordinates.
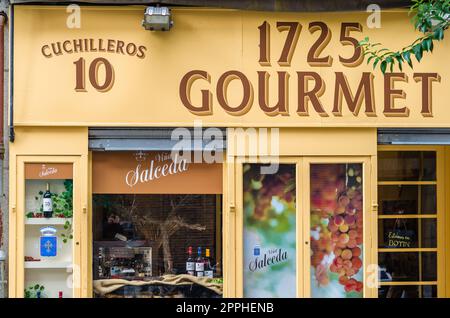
(142, 6, 173, 31)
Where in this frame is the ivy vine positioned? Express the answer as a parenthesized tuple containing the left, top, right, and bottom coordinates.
(24, 284, 45, 298)
(359, 0, 449, 73)
(25, 180, 74, 243)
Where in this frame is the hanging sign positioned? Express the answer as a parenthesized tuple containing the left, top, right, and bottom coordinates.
(92, 151, 222, 194)
(40, 227, 57, 257)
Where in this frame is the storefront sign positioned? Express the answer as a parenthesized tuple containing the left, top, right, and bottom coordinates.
(25, 163, 73, 180)
(92, 152, 222, 194)
(125, 153, 189, 188)
(13, 6, 449, 127)
(248, 247, 289, 272)
(386, 230, 413, 248)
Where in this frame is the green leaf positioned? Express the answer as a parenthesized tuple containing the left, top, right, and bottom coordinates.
(34, 284, 39, 290)
(402, 51, 412, 67)
(373, 58, 380, 70)
(433, 28, 444, 40)
(380, 60, 387, 74)
(413, 44, 423, 62)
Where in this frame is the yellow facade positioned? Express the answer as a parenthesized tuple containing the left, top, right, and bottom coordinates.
(8, 5, 450, 298)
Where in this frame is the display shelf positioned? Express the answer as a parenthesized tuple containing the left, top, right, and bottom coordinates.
(24, 261, 72, 270)
(25, 218, 71, 225)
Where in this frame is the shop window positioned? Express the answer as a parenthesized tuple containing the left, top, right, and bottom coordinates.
(24, 163, 74, 298)
(309, 163, 364, 298)
(378, 150, 438, 298)
(91, 152, 223, 298)
(242, 164, 296, 298)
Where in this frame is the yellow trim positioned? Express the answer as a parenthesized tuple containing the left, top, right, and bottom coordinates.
(378, 248, 438, 253)
(377, 145, 445, 298)
(378, 214, 437, 219)
(378, 181, 437, 185)
(12, 156, 82, 298)
(235, 156, 374, 298)
(379, 281, 437, 286)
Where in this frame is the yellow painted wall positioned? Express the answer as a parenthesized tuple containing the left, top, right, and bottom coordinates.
(12, 6, 450, 127)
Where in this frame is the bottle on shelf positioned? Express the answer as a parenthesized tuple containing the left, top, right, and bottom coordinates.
(43, 183, 53, 218)
(204, 248, 214, 278)
(36, 291, 41, 298)
(98, 247, 105, 279)
(58, 291, 63, 298)
(195, 247, 204, 277)
(186, 246, 195, 275)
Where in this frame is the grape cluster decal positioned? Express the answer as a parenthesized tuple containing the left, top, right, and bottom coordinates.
(310, 164, 364, 297)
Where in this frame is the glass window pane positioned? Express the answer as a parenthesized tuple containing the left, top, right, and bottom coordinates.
(24, 162, 74, 298)
(378, 218, 437, 249)
(310, 163, 364, 298)
(92, 194, 223, 298)
(421, 185, 437, 214)
(422, 285, 437, 298)
(378, 285, 436, 298)
(378, 151, 436, 181)
(422, 152, 437, 181)
(243, 164, 296, 298)
(422, 253, 437, 281)
(378, 218, 417, 248)
(421, 218, 437, 248)
(378, 185, 436, 215)
(378, 252, 437, 282)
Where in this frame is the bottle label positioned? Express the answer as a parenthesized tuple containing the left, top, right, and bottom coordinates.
(186, 262, 195, 271)
(204, 270, 214, 278)
(43, 198, 53, 212)
(196, 271, 204, 277)
(195, 262, 204, 272)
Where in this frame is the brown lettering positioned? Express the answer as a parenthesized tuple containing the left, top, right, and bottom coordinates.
(217, 71, 253, 116)
(384, 73, 410, 117)
(116, 41, 125, 55)
(107, 39, 116, 53)
(332, 72, 376, 116)
(73, 39, 83, 53)
(413, 73, 441, 117)
(257, 71, 289, 116)
(308, 22, 332, 67)
(297, 72, 328, 117)
(179, 70, 212, 115)
(41, 45, 52, 58)
(62, 40, 73, 54)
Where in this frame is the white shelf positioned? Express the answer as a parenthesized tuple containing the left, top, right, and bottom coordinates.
(25, 218, 71, 225)
(24, 261, 72, 270)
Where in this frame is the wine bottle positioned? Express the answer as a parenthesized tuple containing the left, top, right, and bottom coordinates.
(58, 291, 63, 298)
(204, 248, 214, 278)
(43, 183, 53, 218)
(195, 247, 204, 277)
(186, 246, 195, 275)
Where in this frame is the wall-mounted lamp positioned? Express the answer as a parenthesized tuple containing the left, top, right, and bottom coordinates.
(142, 6, 173, 31)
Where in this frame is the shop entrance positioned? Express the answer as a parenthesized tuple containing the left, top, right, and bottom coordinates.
(236, 156, 375, 298)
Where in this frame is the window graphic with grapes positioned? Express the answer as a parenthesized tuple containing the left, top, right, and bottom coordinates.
(243, 164, 296, 298)
(310, 164, 364, 298)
